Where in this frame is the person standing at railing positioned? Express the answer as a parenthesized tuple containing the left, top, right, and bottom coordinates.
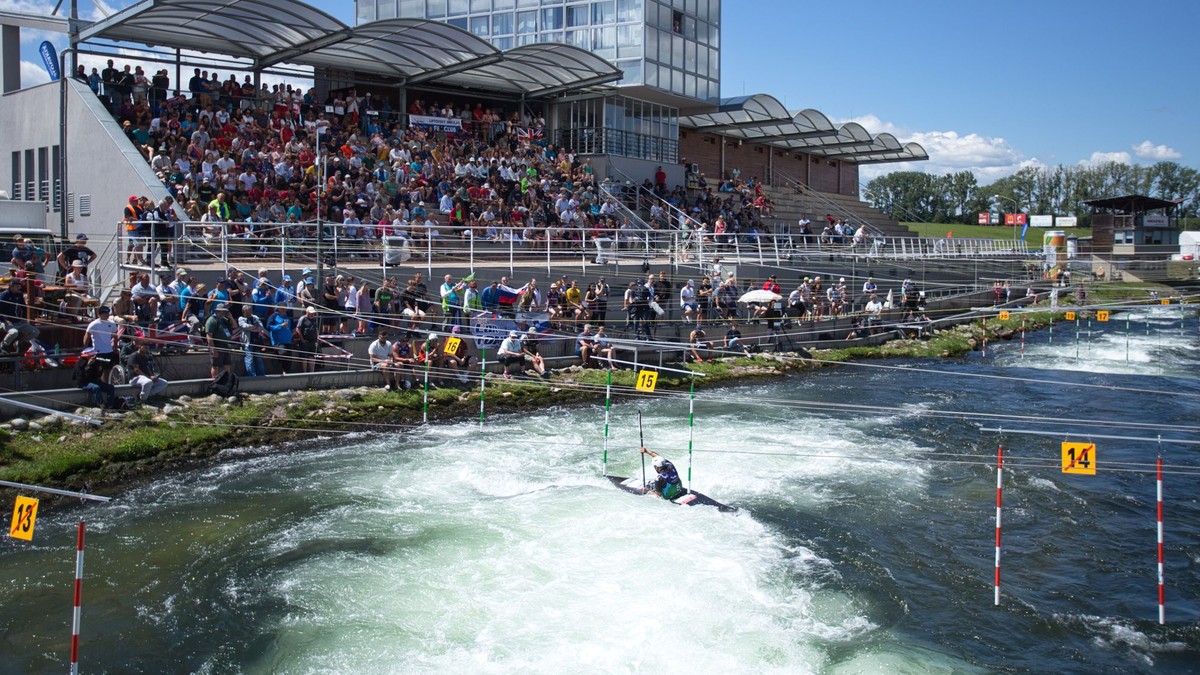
(439, 274, 465, 330)
(56, 234, 96, 282)
(122, 195, 146, 266)
(594, 278, 610, 326)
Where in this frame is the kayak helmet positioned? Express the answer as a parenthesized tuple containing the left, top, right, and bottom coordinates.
(652, 456, 667, 468)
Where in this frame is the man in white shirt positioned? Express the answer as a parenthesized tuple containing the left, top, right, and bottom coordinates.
(85, 305, 118, 382)
(864, 293, 883, 334)
(496, 330, 523, 379)
(367, 328, 399, 390)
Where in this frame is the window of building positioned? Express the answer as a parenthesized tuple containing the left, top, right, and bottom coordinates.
(592, 1, 615, 25)
(566, 4, 589, 26)
(492, 35, 513, 49)
(427, 0, 448, 18)
(616, 26, 641, 58)
(566, 28, 588, 48)
(471, 0, 492, 12)
(470, 15, 490, 35)
(377, 1, 396, 19)
(517, 9, 537, 32)
(37, 147, 48, 203)
(617, 0, 642, 22)
(400, 0, 423, 16)
(51, 145, 60, 212)
(493, 0, 515, 9)
(448, 0, 469, 15)
(493, 11, 514, 34)
(517, 0, 539, 7)
(448, 16, 468, 29)
(616, 59, 642, 85)
(671, 10, 683, 34)
(592, 25, 615, 50)
(539, 30, 564, 42)
(10, 151, 20, 200)
(541, 6, 563, 29)
(356, 2, 375, 23)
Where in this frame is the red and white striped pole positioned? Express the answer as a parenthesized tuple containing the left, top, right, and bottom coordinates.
(1020, 317, 1026, 358)
(1157, 454, 1165, 624)
(69, 520, 85, 675)
(994, 444, 1004, 606)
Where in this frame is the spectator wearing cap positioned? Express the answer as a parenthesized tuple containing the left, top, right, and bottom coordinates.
(205, 303, 235, 379)
(680, 279, 698, 325)
(122, 195, 148, 266)
(204, 277, 231, 317)
(267, 304, 294, 374)
(497, 330, 524, 379)
(62, 261, 91, 320)
(237, 304, 268, 377)
(56, 233, 97, 280)
(368, 328, 400, 391)
(131, 272, 160, 322)
(85, 305, 118, 380)
(292, 305, 320, 373)
(274, 274, 297, 318)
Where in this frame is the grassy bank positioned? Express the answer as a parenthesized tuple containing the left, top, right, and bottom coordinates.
(903, 221, 1091, 240)
(1, 285, 1178, 498)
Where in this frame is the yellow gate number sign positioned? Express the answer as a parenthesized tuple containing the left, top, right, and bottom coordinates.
(998, 311, 1010, 321)
(1096, 310, 1110, 322)
(1065, 311, 1076, 321)
(1061, 442, 1096, 476)
(635, 370, 659, 393)
(442, 336, 462, 356)
(9, 496, 39, 541)
(1161, 298, 1170, 305)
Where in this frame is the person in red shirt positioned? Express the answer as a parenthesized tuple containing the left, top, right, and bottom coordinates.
(654, 165, 666, 194)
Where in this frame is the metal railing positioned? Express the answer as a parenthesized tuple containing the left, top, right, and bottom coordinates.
(558, 127, 679, 164)
(768, 167, 887, 238)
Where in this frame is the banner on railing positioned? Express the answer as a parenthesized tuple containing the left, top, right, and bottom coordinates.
(409, 115, 463, 133)
(469, 312, 518, 350)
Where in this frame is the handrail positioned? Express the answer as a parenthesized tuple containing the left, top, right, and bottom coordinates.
(768, 166, 884, 238)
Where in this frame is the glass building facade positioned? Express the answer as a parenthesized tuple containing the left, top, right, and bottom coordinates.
(356, 0, 720, 104)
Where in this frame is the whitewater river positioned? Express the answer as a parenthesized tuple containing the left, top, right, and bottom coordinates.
(1, 307, 1197, 674)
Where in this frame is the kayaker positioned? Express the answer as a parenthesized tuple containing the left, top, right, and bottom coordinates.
(640, 447, 685, 500)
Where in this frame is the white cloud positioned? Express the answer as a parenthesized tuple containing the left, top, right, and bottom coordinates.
(1080, 151, 1132, 166)
(841, 115, 1027, 182)
(1132, 140, 1181, 161)
(20, 59, 50, 86)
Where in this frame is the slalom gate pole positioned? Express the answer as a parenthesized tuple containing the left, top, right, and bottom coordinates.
(478, 348, 486, 427)
(686, 376, 696, 489)
(1157, 438, 1165, 625)
(421, 358, 430, 424)
(1080, 312, 1089, 360)
(68, 520, 85, 675)
(981, 317, 987, 357)
(1125, 315, 1130, 364)
(1020, 317, 1026, 358)
(1048, 314, 1054, 345)
(638, 411, 645, 489)
(602, 369, 612, 475)
(994, 443, 1004, 607)
(1087, 316, 1093, 354)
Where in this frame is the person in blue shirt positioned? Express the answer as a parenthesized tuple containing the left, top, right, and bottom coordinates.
(267, 305, 293, 375)
(640, 448, 685, 500)
(251, 278, 273, 320)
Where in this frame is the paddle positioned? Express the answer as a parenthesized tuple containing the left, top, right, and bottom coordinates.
(638, 410, 646, 492)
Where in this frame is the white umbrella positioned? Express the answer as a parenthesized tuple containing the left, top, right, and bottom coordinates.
(738, 289, 783, 303)
(884, 289, 894, 309)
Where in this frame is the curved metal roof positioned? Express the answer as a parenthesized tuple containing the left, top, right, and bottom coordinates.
(679, 93, 929, 165)
(434, 43, 623, 97)
(80, 0, 345, 60)
(290, 18, 501, 81)
(678, 94, 792, 129)
(78, 0, 619, 97)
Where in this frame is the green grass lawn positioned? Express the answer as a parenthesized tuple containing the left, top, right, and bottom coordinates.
(903, 222, 1092, 240)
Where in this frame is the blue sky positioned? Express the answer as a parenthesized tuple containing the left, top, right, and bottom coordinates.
(8, 0, 1197, 181)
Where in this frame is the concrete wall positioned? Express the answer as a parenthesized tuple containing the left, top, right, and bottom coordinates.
(0, 78, 176, 297)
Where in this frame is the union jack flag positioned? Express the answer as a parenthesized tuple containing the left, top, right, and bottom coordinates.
(516, 127, 544, 143)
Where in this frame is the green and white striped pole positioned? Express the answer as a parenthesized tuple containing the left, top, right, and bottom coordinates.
(602, 368, 612, 475)
(686, 376, 696, 489)
(479, 347, 486, 427)
(422, 357, 430, 424)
